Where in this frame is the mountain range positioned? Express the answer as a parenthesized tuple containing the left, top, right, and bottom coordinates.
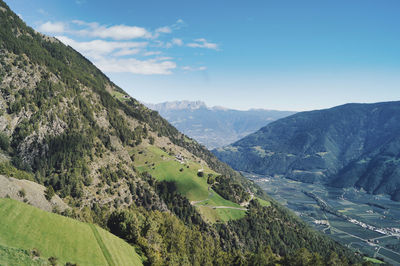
(146, 101, 295, 149)
(213, 101, 400, 201)
(0, 1, 359, 265)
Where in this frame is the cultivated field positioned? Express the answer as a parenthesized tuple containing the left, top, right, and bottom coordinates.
(250, 173, 400, 265)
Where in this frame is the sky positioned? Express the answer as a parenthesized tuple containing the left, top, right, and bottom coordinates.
(5, 0, 400, 111)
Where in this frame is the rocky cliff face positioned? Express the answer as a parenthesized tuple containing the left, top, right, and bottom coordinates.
(214, 101, 400, 201)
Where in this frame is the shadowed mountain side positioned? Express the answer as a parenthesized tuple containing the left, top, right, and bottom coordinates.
(214, 101, 400, 201)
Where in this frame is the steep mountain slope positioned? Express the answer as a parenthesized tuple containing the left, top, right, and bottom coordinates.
(146, 100, 295, 149)
(0, 174, 68, 212)
(0, 198, 143, 266)
(0, 1, 361, 265)
(213, 101, 400, 201)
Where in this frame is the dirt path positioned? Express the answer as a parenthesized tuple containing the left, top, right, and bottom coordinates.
(211, 206, 247, 211)
(190, 190, 214, 205)
(240, 193, 254, 207)
(89, 224, 115, 266)
(191, 199, 208, 205)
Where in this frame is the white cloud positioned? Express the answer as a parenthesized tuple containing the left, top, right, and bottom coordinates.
(56, 36, 175, 75)
(84, 25, 152, 40)
(36, 18, 216, 75)
(172, 38, 183, 46)
(39, 19, 188, 42)
(71, 20, 98, 28)
(172, 19, 185, 30)
(156, 26, 172, 34)
(95, 58, 176, 75)
(56, 36, 147, 59)
(187, 38, 218, 50)
(155, 56, 174, 61)
(39, 20, 152, 40)
(143, 51, 162, 56)
(37, 9, 48, 16)
(182, 66, 207, 71)
(164, 38, 183, 48)
(39, 21, 66, 34)
(113, 48, 141, 57)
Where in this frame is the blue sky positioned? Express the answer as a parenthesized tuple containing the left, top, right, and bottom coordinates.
(6, 0, 400, 111)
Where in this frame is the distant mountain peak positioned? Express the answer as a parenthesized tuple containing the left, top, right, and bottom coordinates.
(144, 100, 295, 149)
(145, 100, 208, 111)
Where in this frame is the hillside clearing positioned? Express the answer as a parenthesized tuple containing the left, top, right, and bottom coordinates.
(134, 145, 247, 222)
(0, 198, 142, 266)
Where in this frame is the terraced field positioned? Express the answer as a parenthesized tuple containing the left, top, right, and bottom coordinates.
(0, 198, 143, 266)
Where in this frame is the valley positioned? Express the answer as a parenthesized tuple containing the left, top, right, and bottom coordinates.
(146, 101, 295, 149)
(0, 0, 389, 264)
(247, 173, 400, 265)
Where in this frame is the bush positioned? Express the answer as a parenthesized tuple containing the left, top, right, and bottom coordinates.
(48, 256, 58, 266)
(18, 189, 26, 198)
(197, 171, 204, 177)
(0, 132, 9, 151)
(0, 162, 34, 181)
(31, 248, 41, 257)
(45, 186, 55, 201)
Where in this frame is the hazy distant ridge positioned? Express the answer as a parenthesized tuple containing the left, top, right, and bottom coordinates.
(145, 101, 295, 149)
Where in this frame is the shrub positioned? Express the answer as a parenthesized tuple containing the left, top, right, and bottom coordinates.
(31, 248, 41, 257)
(48, 256, 58, 266)
(0, 132, 9, 151)
(18, 189, 26, 198)
(45, 186, 55, 201)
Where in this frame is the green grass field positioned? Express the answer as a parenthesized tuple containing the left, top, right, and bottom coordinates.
(363, 256, 384, 264)
(0, 244, 47, 266)
(256, 197, 271, 207)
(111, 90, 130, 102)
(196, 206, 247, 223)
(134, 146, 247, 223)
(0, 198, 143, 266)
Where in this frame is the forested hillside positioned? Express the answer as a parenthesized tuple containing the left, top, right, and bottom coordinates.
(213, 101, 400, 201)
(0, 1, 365, 264)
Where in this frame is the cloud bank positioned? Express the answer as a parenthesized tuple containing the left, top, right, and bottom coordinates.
(38, 18, 217, 75)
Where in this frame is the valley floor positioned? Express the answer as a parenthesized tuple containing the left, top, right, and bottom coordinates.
(245, 173, 400, 265)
